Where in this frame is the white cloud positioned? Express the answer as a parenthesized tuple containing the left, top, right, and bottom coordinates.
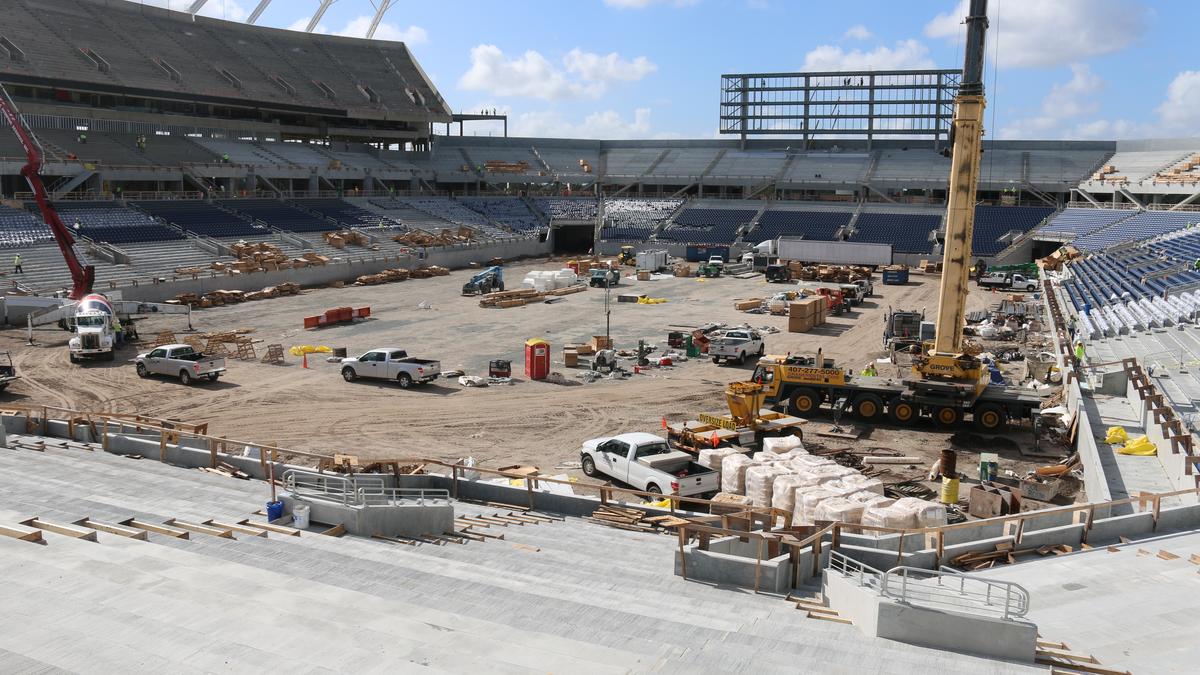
(1157, 71, 1200, 132)
(801, 39, 934, 71)
(843, 25, 873, 41)
(1000, 63, 1104, 138)
(563, 49, 656, 82)
(603, 0, 697, 8)
(459, 45, 655, 101)
(138, 0, 251, 21)
(925, 0, 1147, 69)
(512, 108, 654, 139)
(334, 16, 429, 44)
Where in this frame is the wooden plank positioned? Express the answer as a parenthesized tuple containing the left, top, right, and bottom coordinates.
(1033, 657, 1130, 675)
(372, 533, 417, 546)
(453, 529, 487, 542)
(320, 524, 346, 537)
(1037, 648, 1100, 664)
(165, 519, 235, 539)
(461, 526, 505, 540)
(0, 523, 44, 543)
(204, 520, 268, 538)
(459, 516, 507, 527)
(73, 518, 149, 541)
(239, 518, 302, 536)
(120, 518, 190, 539)
(1037, 639, 1070, 650)
(1156, 549, 1180, 560)
(806, 611, 852, 624)
(20, 518, 98, 542)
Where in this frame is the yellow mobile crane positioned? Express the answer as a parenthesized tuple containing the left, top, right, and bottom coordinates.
(743, 0, 1043, 431)
(915, 0, 990, 393)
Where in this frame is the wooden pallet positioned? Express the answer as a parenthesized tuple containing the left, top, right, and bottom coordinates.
(153, 330, 175, 347)
(233, 338, 256, 361)
(261, 343, 285, 364)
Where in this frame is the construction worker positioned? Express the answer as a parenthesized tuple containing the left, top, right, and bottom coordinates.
(1074, 341, 1085, 363)
(73, 218, 82, 233)
(12, 254, 22, 274)
(78, 131, 87, 144)
(222, 153, 230, 164)
(112, 316, 123, 347)
(861, 362, 878, 377)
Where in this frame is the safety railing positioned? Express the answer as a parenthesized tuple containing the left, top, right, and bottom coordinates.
(829, 552, 1030, 621)
(827, 550, 883, 591)
(282, 470, 385, 506)
(880, 565, 1030, 621)
(356, 486, 451, 507)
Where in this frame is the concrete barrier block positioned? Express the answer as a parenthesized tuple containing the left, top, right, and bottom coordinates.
(1086, 511, 1154, 544)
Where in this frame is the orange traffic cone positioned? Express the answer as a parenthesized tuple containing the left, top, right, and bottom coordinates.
(302, 352, 308, 369)
(710, 431, 719, 448)
(661, 416, 667, 429)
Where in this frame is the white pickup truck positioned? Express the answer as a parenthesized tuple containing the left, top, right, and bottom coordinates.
(580, 432, 719, 497)
(708, 329, 765, 365)
(340, 348, 441, 388)
(978, 271, 1038, 291)
(135, 344, 226, 385)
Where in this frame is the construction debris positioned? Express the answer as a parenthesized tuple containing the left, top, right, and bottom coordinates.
(393, 227, 476, 247)
(167, 282, 300, 309)
(478, 285, 586, 308)
(586, 504, 690, 533)
(949, 542, 1073, 570)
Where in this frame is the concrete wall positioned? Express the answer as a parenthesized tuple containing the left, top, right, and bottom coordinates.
(674, 536, 792, 594)
(279, 493, 454, 538)
(823, 572, 1037, 663)
(1, 237, 551, 319)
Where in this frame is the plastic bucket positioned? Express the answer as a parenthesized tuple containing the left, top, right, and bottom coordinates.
(292, 503, 311, 529)
(266, 499, 284, 522)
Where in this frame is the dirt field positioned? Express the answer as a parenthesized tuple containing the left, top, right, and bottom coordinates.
(0, 257, 1048, 482)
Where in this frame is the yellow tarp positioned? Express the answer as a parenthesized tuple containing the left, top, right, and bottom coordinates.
(643, 498, 671, 508)
(637, 297, 667, 304)
(289, 345, 333, 357)
(1117, 436, 1157, 456)
(1105, 426, 1129, 444)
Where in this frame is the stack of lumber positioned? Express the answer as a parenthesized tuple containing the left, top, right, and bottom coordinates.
(198, 462, 250, 480)
(478, 285, 586, 308)
(171, 281, 303, 307)
(322, 230, 370, 248)
(484, 159, 531, 174)
(301, 252, 330, 266)
(174, 266, 203, 275)
(426, 266, 450, 276)
(949, 542, 1073, 570)
(394, 227, 475, 247)
(354, 268, 411, 286)
(586, 505, 691, 533)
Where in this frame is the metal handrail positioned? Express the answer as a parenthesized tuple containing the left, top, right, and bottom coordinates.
(880, 565, 1030, 621)
(828, 553, 1030, 621)
(282, 470, 447, 507)
(355, 486, 450, 507)
(282, 470, 384, 506)
(827, 550, 884, 591)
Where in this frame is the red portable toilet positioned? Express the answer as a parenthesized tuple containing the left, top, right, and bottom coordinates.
(524, 338, 550, 380)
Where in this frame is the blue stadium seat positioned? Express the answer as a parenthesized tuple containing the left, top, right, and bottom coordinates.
(850, 213, 939, 253)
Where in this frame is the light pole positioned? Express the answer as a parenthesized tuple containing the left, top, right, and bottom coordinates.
(604, 278, 611, 345)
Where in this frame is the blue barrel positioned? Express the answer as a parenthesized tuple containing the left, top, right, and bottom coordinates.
(266, 500, 284, 522)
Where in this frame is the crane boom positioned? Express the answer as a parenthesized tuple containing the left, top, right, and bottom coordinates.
(0, 82, 95, 299)
(920, 0, 989, 384)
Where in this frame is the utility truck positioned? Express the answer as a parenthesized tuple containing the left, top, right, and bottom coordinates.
(978, 271, 1038, 291)
(579, 432, 719, 497)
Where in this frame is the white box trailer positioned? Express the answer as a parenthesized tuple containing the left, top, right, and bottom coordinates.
(635, 249, 669, 272)
(777, 238, 892, 267)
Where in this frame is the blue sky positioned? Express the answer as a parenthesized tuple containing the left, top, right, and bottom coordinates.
(145, 0, 1198, 141)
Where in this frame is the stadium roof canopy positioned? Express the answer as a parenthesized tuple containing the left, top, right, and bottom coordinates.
(0, 0, 451, 124)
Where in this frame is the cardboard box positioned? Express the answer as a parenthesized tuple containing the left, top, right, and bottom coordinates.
(788, 315, 813, 333)
(591, 335, 613, 351)
(674, 265, 692, 277)
(735, 299, 763, 311)
(563, 349, 579, 367)
(636, 270, 651, 281)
